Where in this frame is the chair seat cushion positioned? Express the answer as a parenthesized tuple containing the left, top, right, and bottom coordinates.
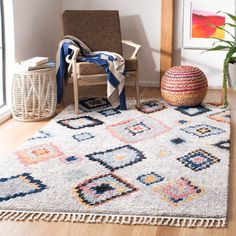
(76, 58, 138, 75)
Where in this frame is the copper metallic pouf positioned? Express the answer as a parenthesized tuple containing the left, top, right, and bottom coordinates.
(161, 65, 208, 107)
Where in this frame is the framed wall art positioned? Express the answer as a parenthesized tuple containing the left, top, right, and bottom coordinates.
(183, 0, 236, 49)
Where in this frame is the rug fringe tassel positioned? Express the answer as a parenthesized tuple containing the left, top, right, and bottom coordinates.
(0, 210, 226, 227)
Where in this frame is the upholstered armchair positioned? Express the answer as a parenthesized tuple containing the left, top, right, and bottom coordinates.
(63, 10, 141, 113)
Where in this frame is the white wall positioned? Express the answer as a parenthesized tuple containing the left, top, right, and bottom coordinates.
(13, 0, 61, 62)
(11, 0, 228, 88)
(61, 0, 161, 87)
(3, 0, 15, 111)
(173, 0, 228, 88)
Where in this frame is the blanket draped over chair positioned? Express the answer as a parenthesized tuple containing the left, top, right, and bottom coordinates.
(56, 36, 127, 110)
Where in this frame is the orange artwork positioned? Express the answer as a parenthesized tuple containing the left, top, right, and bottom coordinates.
(192, 10, 226, 39)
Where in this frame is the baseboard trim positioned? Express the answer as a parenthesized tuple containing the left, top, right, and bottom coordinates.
(208, 86, 222, 90)
(127, 82, 222, 89)
(126, 81, 160, 88)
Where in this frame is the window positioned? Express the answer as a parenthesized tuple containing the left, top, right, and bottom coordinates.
(0, 0, 5, 108)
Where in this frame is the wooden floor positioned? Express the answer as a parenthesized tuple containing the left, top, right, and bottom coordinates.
(0, 86, 235, 236)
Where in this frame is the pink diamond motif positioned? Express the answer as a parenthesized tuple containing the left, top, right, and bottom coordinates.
(158, 177, 202, 206)
(107, 116, 171, 143)
(15, 143, 64, 165)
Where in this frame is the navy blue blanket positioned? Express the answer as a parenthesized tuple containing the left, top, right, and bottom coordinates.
(56, 37, 127, 110)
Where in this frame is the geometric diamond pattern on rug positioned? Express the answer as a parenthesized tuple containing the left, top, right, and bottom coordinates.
(0, 173, 47, 202)
(177, 149, 220, 171)
(138, 100, 167, 114)
(72, 132, 94, 142)
(214, 140, 230, 150)
(86, 145, 146, 171)
(98, 108, 121, 117)
(178, 120, 188, 124)
(60, 154, 84, 164)
(159, 177, 202, 205)
(171, 138, 186, 145)
(137, 172, 164, 186)
(0, 98, 231, 227)
(15, 143, 64, 165)
(175, 105, 211, 117)
(208, 109, 230, 124)
(79, 97, 111, 111)
(74, 173, 138, 206)
(28, 130, 52, 141)
(126, 121, 151, 136)
(181, 124, 225, 138)
(107, 116, 171, 143)
(57, 116, 104, 130)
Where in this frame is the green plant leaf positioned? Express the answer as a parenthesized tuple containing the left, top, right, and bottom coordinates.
(223, 58, 229, 107)
(225, 47, 236, 63)
(205, 45, 230, 52)
(217, 11, 236, 22)
(229, 57, 236, 63)
(211, 38, 235, 47)
(222, 23, 236, 28)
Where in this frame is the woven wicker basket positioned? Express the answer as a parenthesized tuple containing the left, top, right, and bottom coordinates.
(12, 67, 57, 121)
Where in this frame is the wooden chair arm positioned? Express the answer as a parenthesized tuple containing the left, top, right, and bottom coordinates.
(122, 40, 141, 59)
(66, 45, 81, 74)
(66, 45, 80, 63)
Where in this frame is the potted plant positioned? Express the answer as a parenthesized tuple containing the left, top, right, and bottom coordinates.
(206, 11, 236, 107)
(228, 56, 236, 89)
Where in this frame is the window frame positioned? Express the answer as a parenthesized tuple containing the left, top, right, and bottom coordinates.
(0, 0, 6, 109)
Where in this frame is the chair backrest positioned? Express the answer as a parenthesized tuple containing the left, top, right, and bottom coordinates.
(63, 10, 123, 55)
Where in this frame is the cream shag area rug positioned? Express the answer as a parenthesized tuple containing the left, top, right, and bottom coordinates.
(0, 98, 230, 227)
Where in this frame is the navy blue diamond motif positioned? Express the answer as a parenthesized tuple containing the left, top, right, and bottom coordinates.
(79, 97, 111, 111)
(91, 183, 115, 194)
(57, 116, 103, 130)
(137, 172, 164, 186)
(28, 130, 51, 141)
(214, 140, 230, 150)
(86, 145, 146, 171)
(0, 173, 47, 202)
(178, 120, 188, 124)
(181, 124, 225, 138)
(177, 149, 220, 171)
(74, 173, 137, 206)
(65, 156, 78, 162)
(171, 138, 185, 145)
(73, 132, 94, 142)
(98, 108, 121, 117)
(176, 105, 211, 117)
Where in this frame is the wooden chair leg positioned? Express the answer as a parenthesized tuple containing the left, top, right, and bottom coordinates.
(73, 78, 79, 114)
(135, 71, 141, 108)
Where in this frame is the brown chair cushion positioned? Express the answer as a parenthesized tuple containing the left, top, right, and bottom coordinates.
(76, 59, 138, 75)
(125, 59, 138, 71)
(63, 10, 123, 55)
